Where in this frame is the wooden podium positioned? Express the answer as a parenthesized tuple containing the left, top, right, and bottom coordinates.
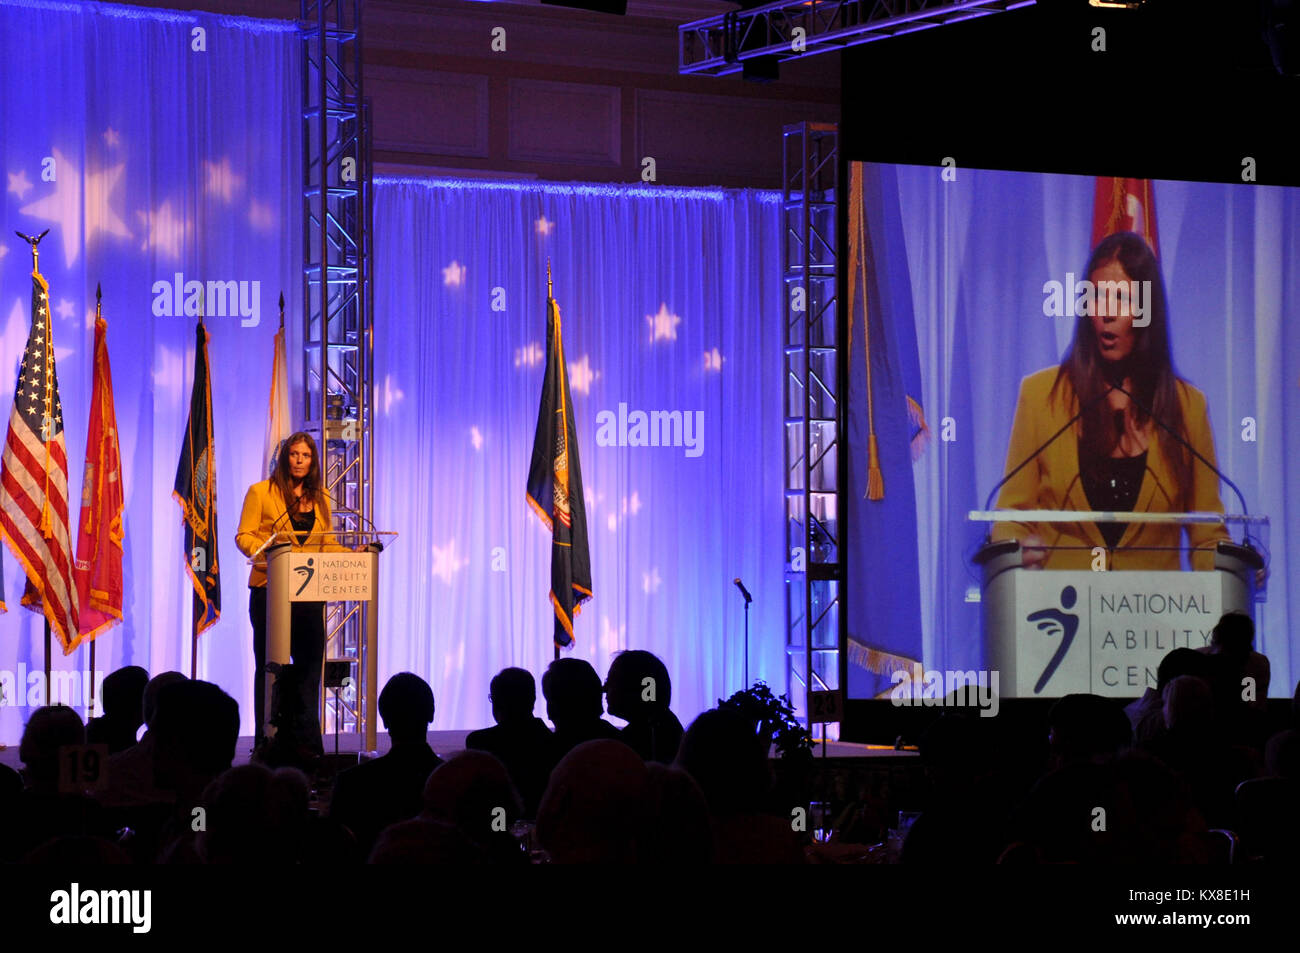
(262, 531, 393, 750)
(970, 512, 1266, 697)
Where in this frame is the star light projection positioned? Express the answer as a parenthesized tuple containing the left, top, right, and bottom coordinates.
(534, 215, 555, 236)
(704, 347, 724, 371)
(443, 260, 466, 287)
(137, 201, 191, 259)
(18, 149, 131, 268)
(515, 341, 543, 367)
(7, 169, 32, 200)
(432, 538, 469, 585)
(567, 354, 598, 395)
(646, 302, 681, 342)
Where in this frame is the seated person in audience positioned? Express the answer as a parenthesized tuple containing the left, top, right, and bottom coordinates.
(675, 708, 804, 864)
(2, 706, 105, 862)
(329, 672, 443, 857)
(1124, 648, 1210, 747)
(536, 739, 648, 863)
(541, 658, 620, 759)
(1046, 694, 1132, 771)
(604, 650, 684, 763)
(86, 665, 150, 754)
(151, 680, 241, 861)
(465, 667, 556, 818)
(100, 671, 188, 809)
(422, 751, 526, 863)
(1197, 610, 1270, 713)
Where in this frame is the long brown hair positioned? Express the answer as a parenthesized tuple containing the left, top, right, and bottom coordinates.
(1050, 232, 1193, 504)
(270, 431, 322, 508)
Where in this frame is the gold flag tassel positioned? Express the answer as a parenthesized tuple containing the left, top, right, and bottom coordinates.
(849, 165, 884, 500)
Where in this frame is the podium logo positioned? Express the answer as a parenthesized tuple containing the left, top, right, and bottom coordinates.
(294, 558, 316, 597)
(1026, 585, 1080, 694)
(889, 668, 1000, 717)
(152, 273, 261, 327)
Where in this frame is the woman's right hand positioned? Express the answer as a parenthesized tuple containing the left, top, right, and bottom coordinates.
(1021, 534, 1048, 569)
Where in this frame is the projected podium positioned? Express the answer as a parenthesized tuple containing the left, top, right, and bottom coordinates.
(970, 511, 1265, 697)
(260, 530, 396, 750)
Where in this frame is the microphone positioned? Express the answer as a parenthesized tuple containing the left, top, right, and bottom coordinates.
(982, 381, 1121, 513)
(1107, 379, 1251, 536)
(733, 578, 752, 603)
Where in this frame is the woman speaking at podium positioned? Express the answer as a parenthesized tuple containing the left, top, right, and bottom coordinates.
(993, 231, 1229, 572)
(236, 431, 343, 754)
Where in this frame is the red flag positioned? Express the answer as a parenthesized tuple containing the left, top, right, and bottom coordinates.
(68, 309, 125, 650)
(0, 267, 79, 651)
(1092, 176, 1159, 257)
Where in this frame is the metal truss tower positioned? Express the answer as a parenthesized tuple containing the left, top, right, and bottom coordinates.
(300, 0, 375, 743)
(782, 123, 843, 734)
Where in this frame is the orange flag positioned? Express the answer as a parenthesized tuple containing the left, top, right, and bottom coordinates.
(69, 306, 124, 650)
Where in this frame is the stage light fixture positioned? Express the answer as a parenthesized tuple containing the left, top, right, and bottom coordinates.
(1088, 0, 1147, 7)
(541, 0, 628, 14)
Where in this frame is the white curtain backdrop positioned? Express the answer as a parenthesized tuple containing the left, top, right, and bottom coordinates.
(372, 178, 786, 732)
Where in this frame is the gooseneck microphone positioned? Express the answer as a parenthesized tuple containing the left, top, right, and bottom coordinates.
(1106, 380, 1252, 533)
(982, 382, 1123, 514)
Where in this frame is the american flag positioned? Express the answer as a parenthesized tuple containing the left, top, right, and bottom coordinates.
(0, 268, 79, 650)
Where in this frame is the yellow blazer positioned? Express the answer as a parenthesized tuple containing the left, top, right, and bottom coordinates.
(235, 479, 345, 587)
(992, 367, 1229, 571)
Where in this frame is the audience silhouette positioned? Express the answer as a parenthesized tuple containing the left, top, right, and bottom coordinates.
(541, 658, 620, 759)
(3, 623, 1293, 866)
(604, 650, 684, 763)
(328, 672, 443, 858)
(465, 667, 557, 818)
(86, 665, 149, 754)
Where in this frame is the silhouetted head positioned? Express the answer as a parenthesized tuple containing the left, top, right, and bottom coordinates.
(920, 712, 994, 791)
(1209, 611, 1255, 663)
(675, 707, 770, 815)
(378, 672, 435, 744)
(1047, 694, 1132, 766)
(1156, 647, 1210, 691)
(19, 706, 85, 786)
(1163, 675, 1214, 734)
(368, 818, 489, 864)
(423, 751, 523, 859)
(536, 739, 648, 863)
(100, 666, 149, 726)
(604, 650, 672, 722)
(142, 672, 188, 729)
(198, 764, 310, 863)
(639, 763, 712, 864)
(541, 658, 604, 729)
(489, 667, 536, 724)
(151, 680, 240, 795)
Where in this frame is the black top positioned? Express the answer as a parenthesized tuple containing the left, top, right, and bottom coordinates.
(289, 508, 316, 547)
(1079, 440, 1147, 550)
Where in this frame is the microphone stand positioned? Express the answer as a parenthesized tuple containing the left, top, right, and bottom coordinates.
(734, 578, 753, 690)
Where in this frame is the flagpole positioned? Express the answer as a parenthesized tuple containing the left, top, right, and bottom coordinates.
(87, 284, 103, 716)
(547, 261, 560, 663)
(190, 300, 206, 680)
(21, 232, 55, 698)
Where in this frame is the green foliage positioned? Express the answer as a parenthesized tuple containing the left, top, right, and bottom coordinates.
(718, 680, 815, 762)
